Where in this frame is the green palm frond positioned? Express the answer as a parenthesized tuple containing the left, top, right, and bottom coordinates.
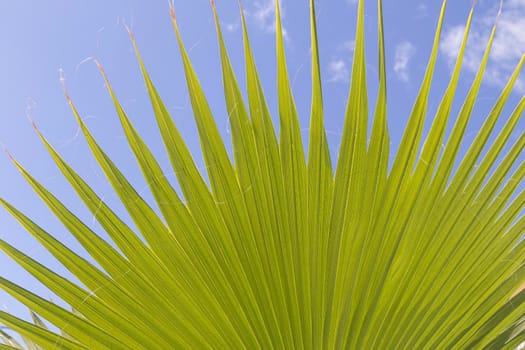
(1, 0, 524, 348)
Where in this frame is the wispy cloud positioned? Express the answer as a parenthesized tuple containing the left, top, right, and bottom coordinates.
(394, 41, 416, 82)
(441, 25, 468, 65)
(326, 40, 354, 83)
(328, 59, 350, 83)
(249, 0, 289, 40)
(416, 3, 429, 18)
(224, 21, 239, 33)
(338, 40, 355, 53)
(440, 1, 525, 91)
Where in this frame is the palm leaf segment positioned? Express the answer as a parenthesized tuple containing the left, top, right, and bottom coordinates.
(1, 0, 524, 348)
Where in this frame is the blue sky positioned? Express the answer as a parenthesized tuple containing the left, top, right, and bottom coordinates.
(0, 0, 524, 326)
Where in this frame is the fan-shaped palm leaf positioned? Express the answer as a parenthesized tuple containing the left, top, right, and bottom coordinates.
(1, 0, 524, 348)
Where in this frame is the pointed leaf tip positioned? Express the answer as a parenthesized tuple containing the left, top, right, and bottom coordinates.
(94, 60, 110, 86)
(497, 0, 503, 17)
(27, 115, 38, 132)
(58, 68, 71, 101)
(169, 3, 177, 24)
(124, 24, 135, 42)
(4, 149, 16, 164)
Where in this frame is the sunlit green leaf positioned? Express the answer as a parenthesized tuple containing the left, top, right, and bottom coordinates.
(1, 1, 524, 349)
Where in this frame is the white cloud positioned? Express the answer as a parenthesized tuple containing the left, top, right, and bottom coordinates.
(440, 1, 525, 91)
(338, 40, 355, 53)
(250, 0, 289, 40)
(394, 41, 416, 82)
(328, 59, 350, 83)
(224, 21, 239, 33)
(326, 40, 355, 83)
(253, 0, 274, 28)
(416, 3, 429, 18)
(441, 25, 477, 70)
(440, 25, 464, 61)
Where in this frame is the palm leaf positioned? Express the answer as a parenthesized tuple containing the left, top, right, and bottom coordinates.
(1, 0, 524, 348)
